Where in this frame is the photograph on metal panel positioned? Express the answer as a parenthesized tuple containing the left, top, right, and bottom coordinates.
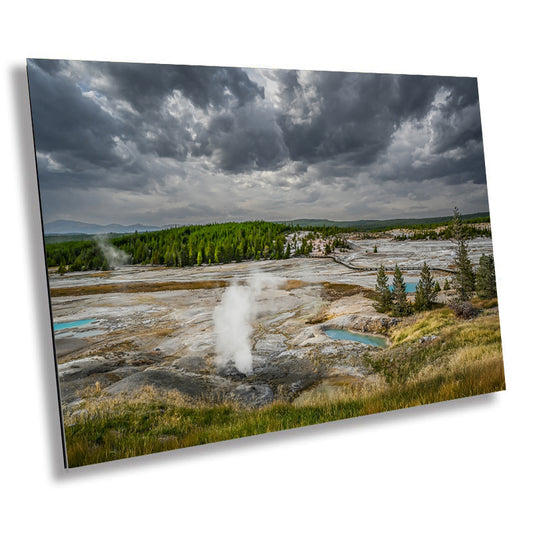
(27, 59, 504, 467)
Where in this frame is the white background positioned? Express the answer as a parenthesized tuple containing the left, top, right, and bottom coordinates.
(1, 1, 531, 531)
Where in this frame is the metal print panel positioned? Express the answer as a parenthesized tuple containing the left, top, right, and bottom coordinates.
(27, 59, 505, 468)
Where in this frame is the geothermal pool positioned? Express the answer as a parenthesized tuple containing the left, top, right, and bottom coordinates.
(389, 282, 418, 293)
(53, 319, 95, 332)
(323, 328, 387, 347)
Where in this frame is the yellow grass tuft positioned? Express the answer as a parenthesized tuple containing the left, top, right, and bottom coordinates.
(390, 308, 455, 345)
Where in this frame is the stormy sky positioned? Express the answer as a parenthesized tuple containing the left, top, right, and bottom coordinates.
(27, 59, 489, 225)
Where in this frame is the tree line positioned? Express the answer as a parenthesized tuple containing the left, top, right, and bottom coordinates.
(46, 221, 366, 272)
(47, 221, 293, 272)
(393, 225, 491, 241)
(374, 208, 497, 317)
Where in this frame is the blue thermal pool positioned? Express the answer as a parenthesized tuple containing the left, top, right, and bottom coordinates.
(323, 329, 387, 347)
(54, 319, 95, 332)
(389, 282, 418, 293)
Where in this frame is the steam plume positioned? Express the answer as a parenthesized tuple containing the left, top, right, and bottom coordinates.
(214, 273, 282, 375)
(94, 235, 129, 268)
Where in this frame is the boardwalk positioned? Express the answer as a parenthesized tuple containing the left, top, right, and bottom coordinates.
(309, 254, 457, 274)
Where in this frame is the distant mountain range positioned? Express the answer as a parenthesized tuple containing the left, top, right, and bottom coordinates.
(44, 212, 490, 236)
(44, 219, 162, 235)
(281, 212, 490, 230)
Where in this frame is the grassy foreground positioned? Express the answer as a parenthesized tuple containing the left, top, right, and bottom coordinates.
(63, 304, 504, 467)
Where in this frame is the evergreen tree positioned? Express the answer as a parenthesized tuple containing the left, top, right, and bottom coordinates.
(450, 207, 475, 301)
(453, 240, 475, 300)
(434, 280, 441, 292)
(476, 253, 497, 299)
(414, 262, 437, 312)
(374, 264, 392, 313)
(443, 278, 450, 290)
(235, 242, 244, 262)
(413, 285, 425, 312)
(391, 264, 411, 316)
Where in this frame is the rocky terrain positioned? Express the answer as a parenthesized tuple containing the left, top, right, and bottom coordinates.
(50, 237, 496, 410)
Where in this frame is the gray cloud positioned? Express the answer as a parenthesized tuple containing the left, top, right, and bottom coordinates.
(96, 61, 265, 112)
(28, 61, 121, 169)
(27, 59, 489, 224)
(270, 70, 483, 174)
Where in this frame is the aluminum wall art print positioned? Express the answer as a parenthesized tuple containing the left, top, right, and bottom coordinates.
(27, 59, 505, 468)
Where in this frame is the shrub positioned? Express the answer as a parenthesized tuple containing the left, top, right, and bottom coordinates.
(448, 299, 478, 319)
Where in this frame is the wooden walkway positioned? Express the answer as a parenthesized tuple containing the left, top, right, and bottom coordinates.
(308, 254, 456, 274)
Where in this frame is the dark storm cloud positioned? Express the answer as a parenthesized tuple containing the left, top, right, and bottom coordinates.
(94, 61, 264, 112)
(32, 59, 265, 111)
(271, 70, 483, 175)
(197, 106, 289, 172)
(27, 60, 121, 169)
(27, 59, 489, 224)
(28, 59, 268, 177)
(431, 100, 483, 155)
